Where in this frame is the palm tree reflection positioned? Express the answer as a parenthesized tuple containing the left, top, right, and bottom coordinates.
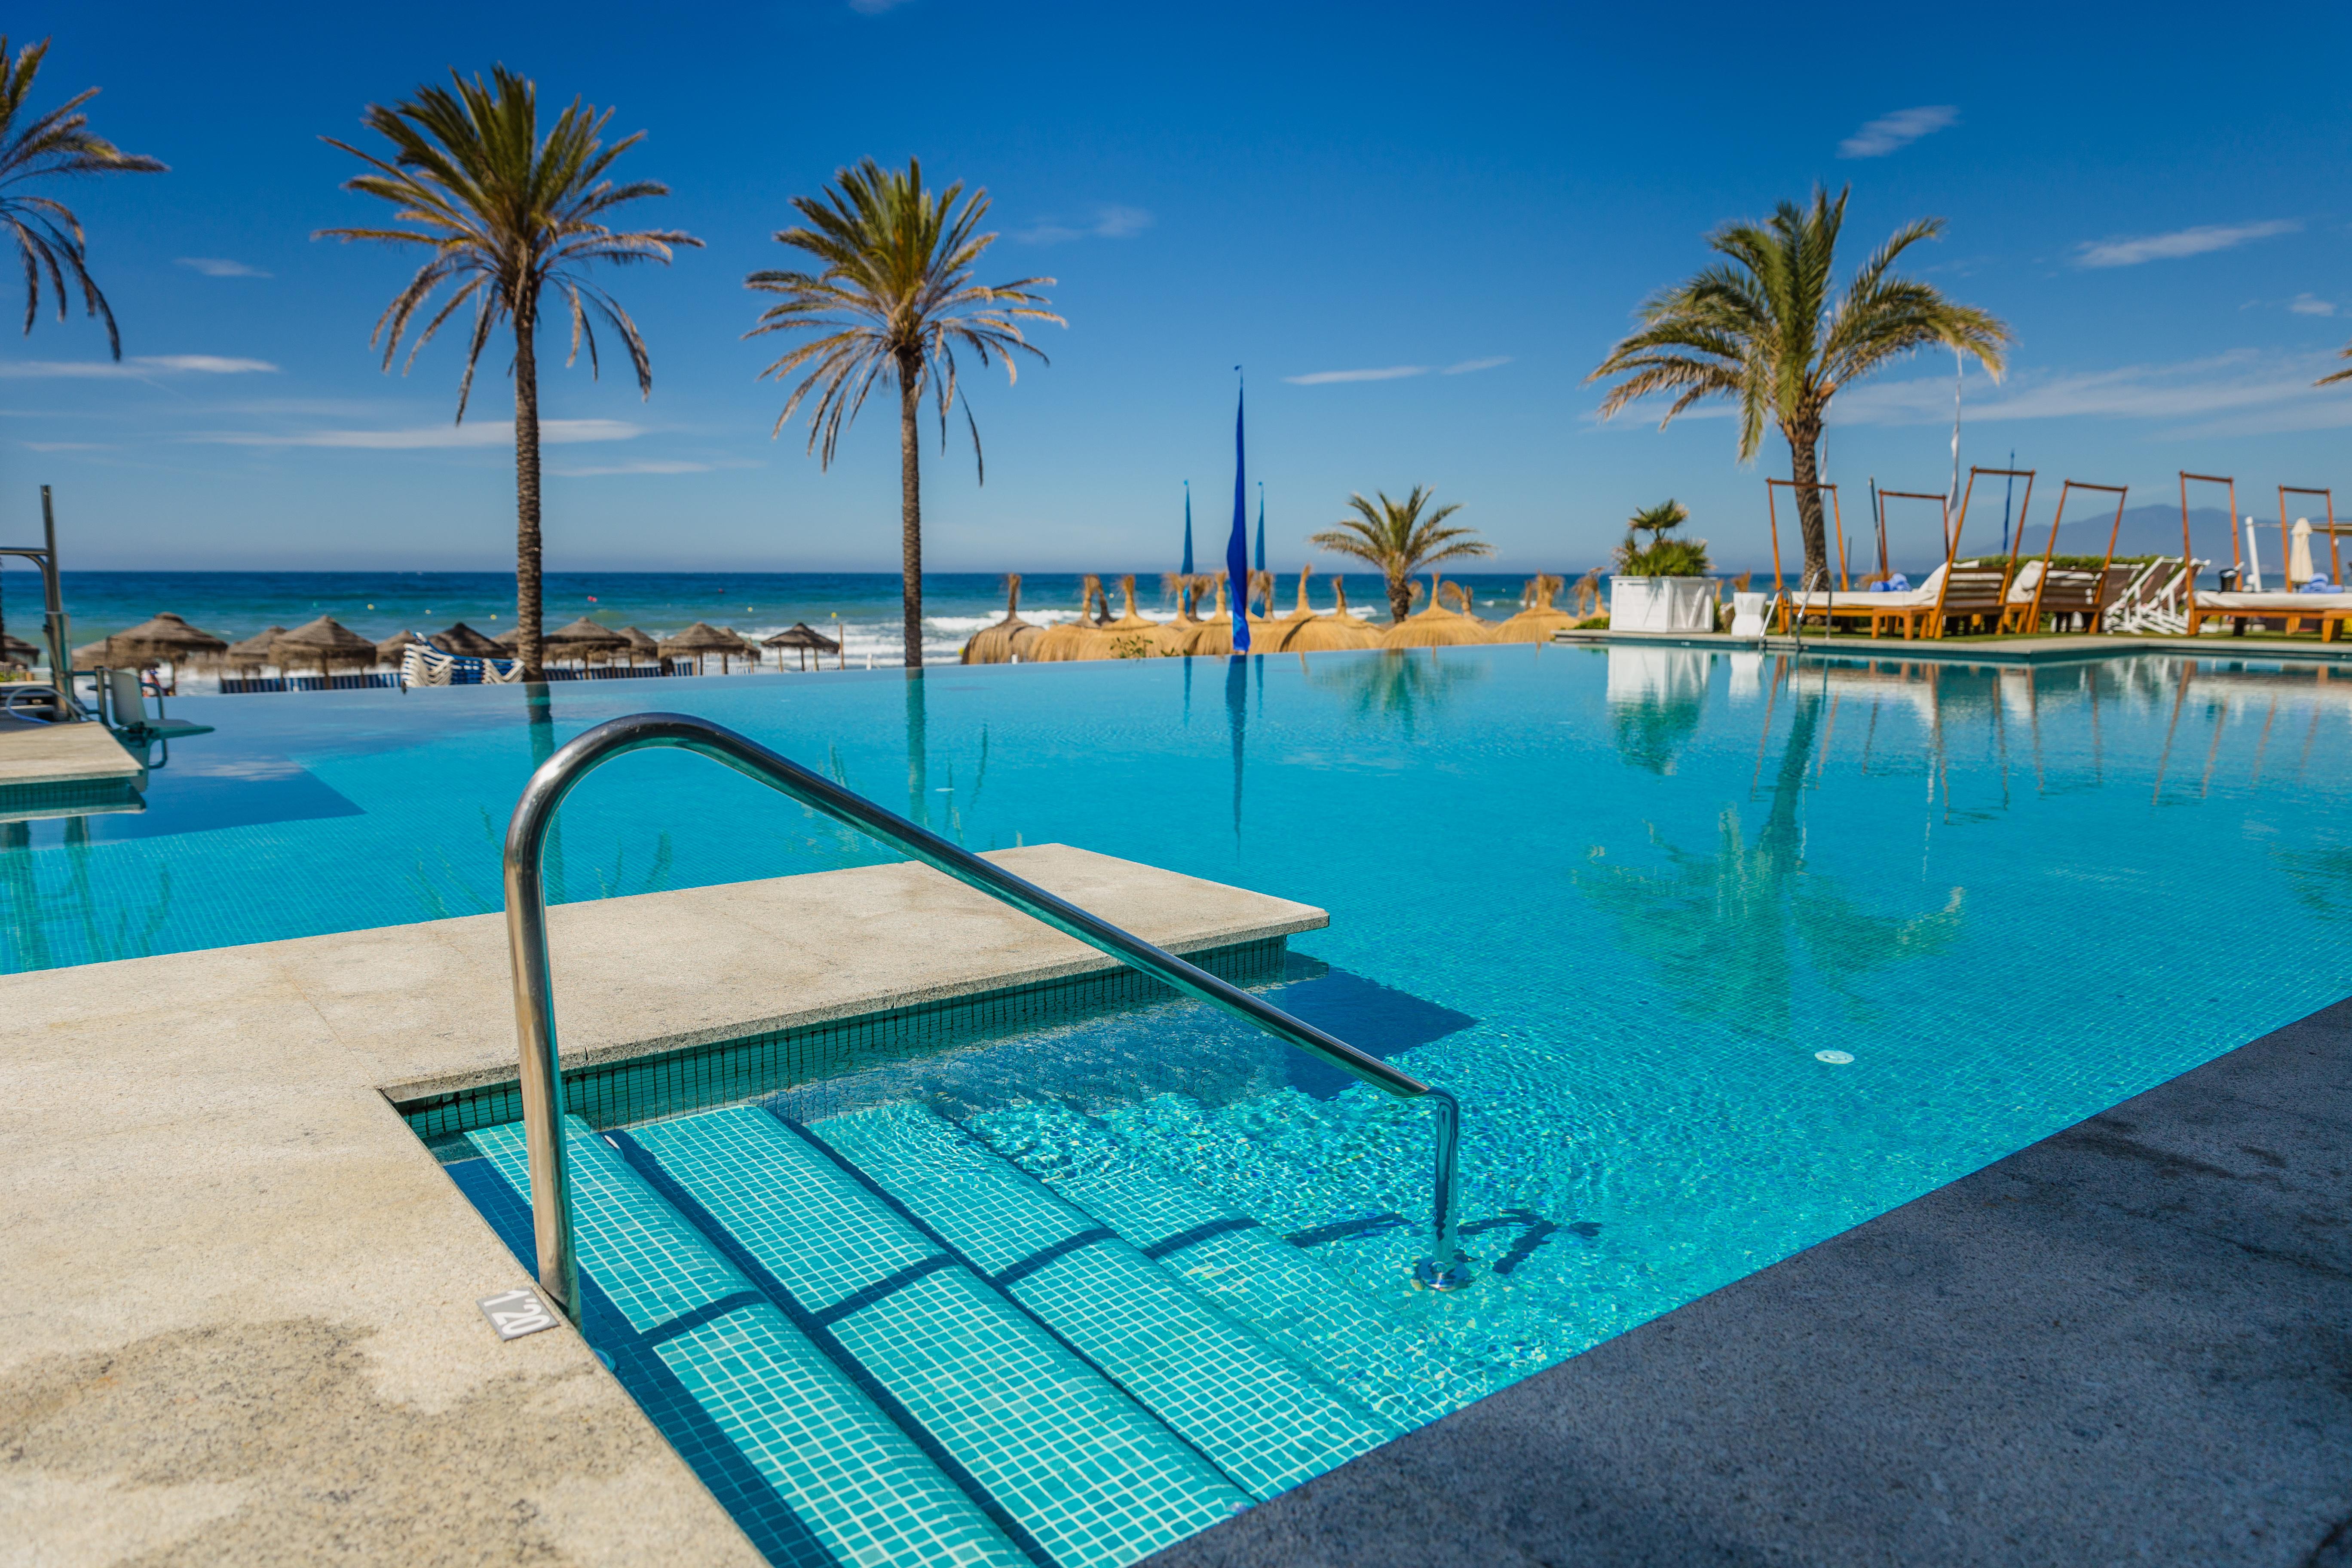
(1575, 692, 1963, 1037)
(1302, 647, 1484, 739)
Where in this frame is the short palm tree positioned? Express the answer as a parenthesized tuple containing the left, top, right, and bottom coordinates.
(1588, 185, 2009, 590)
(746, 157, 1060, 668)
(0, 37, 165, 358)
(1309, 485, 1491, 623)
(318, 67, 698, 678)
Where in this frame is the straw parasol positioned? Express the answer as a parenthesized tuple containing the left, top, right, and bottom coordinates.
(71, 634, 132, 670)
(1185, 573, 1240, 655)
(1491, 575, 1578, 643)
(722, 627, 766, 666)
(0, 630, 38, 667)
(961, 574, 1038, 664)
(224, 625, 288, 673)
(273, 616, 380, 673)
(659, 621, 754, 673)
(109, 612, 230, 668)
(1281, 574, 1383, 652)
(1029, 575, 1109, 662)
(375, 629, 424, 665)
(1082, 574, 1160, 660)
(763, 622, 842, 671)
(1383, 573, 1491, 648)
(1141, 574, 1203, 655)
(616, 626, 661, 663)
(542, 616, 631, 665)
(431, 622, 502, 656)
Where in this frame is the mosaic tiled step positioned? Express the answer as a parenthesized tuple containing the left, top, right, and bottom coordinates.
(964, 1099, 1467, 1429)
(619, 1105, 1250, 1568)
(805, 1101, 1402, 1501)
(468, 1118, 1030, 1568)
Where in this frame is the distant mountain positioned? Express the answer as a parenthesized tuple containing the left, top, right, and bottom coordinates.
(2047, 504, 2227, 559)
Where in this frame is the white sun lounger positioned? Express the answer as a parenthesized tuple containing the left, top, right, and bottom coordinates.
(2186, 589, 2352, 640)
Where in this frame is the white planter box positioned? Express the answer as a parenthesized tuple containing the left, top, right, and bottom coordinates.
(1608, 576, 1721, 632)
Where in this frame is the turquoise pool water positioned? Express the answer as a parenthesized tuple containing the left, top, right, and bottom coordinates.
(10, 647, 2352, 1380)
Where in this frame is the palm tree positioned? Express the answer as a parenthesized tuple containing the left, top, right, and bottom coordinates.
(0, 37, 165, 358)
(318, 67, 698, 679)
(1588, 185, 2009, 590)
(746, 157, 1061, 669)
(1308, 485, 1491, 624)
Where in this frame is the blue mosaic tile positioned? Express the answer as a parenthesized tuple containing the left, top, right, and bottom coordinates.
(804, 1101, 1401, 1501)
(625, 1105, 1250, 1568)
(470, 1118, 1028, 1568)
(966, 1099, 1469, 1428)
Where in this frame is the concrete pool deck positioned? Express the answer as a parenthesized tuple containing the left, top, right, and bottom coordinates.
(0, 714, 143, 787)
(1556, 626, 2352, 665)
(0, 845, 1325, 1566)
(1148, 995, 2352, 1568)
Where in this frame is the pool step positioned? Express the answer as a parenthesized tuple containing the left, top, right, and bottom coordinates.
(464, 1118, 1029, 1568)
(618, 1105, 1249, 1568)
(806, 1100, 1403, 1500)
(964, 1099, 1467, 1429)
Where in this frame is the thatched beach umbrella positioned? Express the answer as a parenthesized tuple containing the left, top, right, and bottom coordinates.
(616, 626, 661, 663)
(1282, 575, 1383, 653)
(962, 574, 1039, 665)
(1186, 573, 1239, 655)
(542, 616, 630, 666)
(224, 625, 288, 673)
(274, 616, 379, 673)
(660, 621, 753, 674)
(1383, 573, 1491, 648)
(763, 622, 842, 671)
(1080, 574, 1161, 660)
(375, 629, 424, 665)
(111, 612, 230, 668)
(0, 630, 37, 667)
(1029, 576, 1109, 662)
(1141, 574, 1205, 656)
(1492, 575, 1578, 643)
(432, 622, 502, 657)
(71, 635, 131, 670)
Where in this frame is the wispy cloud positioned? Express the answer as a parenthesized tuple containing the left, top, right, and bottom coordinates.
(1838, 106, 1958, 159)
(549, 458, 714, 476)
(1442, 356, 1510, 375)
(1284, 365, 1429, 385)
(21, 441, 104, 451)
(2074, 219, 2299, 268)
(1825, 349, 2352, 437)
(188, 417, 643, 450)
(177, 257, 271, 279)
(0, 354, 277, 379)
(1017, 205, 1153, 244)
(2291, 293, 2337, 316)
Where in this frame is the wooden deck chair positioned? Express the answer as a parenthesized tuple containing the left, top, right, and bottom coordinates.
(2001, 479, 2125, 634)
(2180, 471, 2352, 641)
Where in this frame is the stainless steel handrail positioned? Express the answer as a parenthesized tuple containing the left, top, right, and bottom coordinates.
(503, 711, 1470, 1323)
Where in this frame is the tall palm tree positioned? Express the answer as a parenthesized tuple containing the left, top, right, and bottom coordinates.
(1588, 185, 2009, 590)
(0, 37, 165, 359)
(318, 67, 698, 679)
(746, 157, 1060, 668)
(1308, 485, 1490, 623)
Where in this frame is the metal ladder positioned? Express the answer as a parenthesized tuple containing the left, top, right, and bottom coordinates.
(502, 710, 1470, 1323)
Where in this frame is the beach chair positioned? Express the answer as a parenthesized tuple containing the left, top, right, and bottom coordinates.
(2178, 471, 2352, 641)
(1871, 562, 2009, 639)
(1999, 479, 2128, 635)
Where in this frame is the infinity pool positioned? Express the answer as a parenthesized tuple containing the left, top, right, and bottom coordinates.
(9, 646, 2352, 1384)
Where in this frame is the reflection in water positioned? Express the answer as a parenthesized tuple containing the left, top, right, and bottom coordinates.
(1605, 647, 1709, 775)
(1225, 656, 1247, 845)
(0, 816, 175, 969)
(1576, 689, 1964, 1037)
(1302, 647, 1485, 738)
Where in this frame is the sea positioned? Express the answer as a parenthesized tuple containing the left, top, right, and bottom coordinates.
(5, 569, 1571, 681)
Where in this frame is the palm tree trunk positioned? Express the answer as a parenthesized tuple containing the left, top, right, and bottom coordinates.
(897, 361, 923, 669)
(1787, 422, 1829, 591)
(513, 303, 545, 681)
(1385, 569, 1413, 624)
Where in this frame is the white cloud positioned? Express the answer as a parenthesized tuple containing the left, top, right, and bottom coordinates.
(2073, 219, 2299, 268)
(1442, 356, 1511, 375)
(176, 257, 271, 279)
(1017, 205, 1154, 244)
(1825, 349, 2352, 437)
(550, 458, 713, 476)
(189, 417, 644, 450)
(1283, 365, 1429, 386)
(1838, 106, 1959, 159)
(21, 441, 103, 451)
(0, 355, 277, 379)
(2291, 293, 2337, 316)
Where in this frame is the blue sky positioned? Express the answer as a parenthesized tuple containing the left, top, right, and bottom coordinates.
(8, 0, 2352, 573)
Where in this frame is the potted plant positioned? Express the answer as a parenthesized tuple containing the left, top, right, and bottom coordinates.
(1607, 500, 1720, 631)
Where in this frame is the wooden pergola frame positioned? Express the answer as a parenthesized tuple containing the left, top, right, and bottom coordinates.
(2278, 485, 2342, 585)
(1764, 477, 1847, 631)
(2003, 479, 2126, 634)
(1876, 489, 1953, 575)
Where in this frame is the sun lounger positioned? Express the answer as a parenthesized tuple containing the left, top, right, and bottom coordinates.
(1786, 565, 1950, 637)
(2185, 589, 2352, 641)
(400, 641, 524, 686)
(2003, 562, 2132, 634)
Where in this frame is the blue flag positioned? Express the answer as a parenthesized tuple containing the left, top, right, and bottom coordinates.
(1181, 481, 1194, 576)
(1227, 380, 1251, 652)
(1254, 482, 1266, 575)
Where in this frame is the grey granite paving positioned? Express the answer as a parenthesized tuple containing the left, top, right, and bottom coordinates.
(1147, 997, 2352, 1568)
